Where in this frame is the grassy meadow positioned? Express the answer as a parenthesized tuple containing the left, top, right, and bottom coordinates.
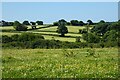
(2, 48, 118, 78)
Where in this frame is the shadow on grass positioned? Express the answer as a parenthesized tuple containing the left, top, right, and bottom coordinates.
(34, 32, 77, 38)
(28, 25, 56, 31)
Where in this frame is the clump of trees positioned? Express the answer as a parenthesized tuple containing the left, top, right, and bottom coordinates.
(53, 19, 94, 26)
(0, 20, 14, 26)
(82, 20, 119, 47)
(70, 20, 85, 26)
(87, 20, 93, 25)
(13, 21, 27, 31)
(82, 33, 100, 43)
(22, 21, 30, 25)
(56, 19, 68, 37)
(36, 21, 43, 25)
(30, 22, 36, 29)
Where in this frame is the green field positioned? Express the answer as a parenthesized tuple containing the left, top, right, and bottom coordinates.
(1, 25, 85, 42)
(2, 48, 118, 78)
(1, 25, 119, 78)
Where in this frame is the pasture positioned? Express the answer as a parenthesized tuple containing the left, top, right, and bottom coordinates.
(0, 25, 85, 42)
(2, 48, 118, 78)
(1, 25, 119, 78)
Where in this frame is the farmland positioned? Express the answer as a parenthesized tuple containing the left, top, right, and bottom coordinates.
(1, 23, 119, 78)
(0, 25, 86, 42)
(2, 48, 118, 78)
(1, 1, 119, 79)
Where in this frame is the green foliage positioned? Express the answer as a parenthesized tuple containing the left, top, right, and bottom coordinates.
(83, 33, 100, 43)
(1, 20, 14, 26)
(79, 21, 85, 26)
(107, 22, 120, 31)
(102, 30, 118, 42)
(76, 36, 81, 42)
(70, 20, 79, 26)
(91, 23, 109, 35)
(13, 21, 27, 31)
(53, 22, 58, 26)
(99, 20, 105, 23)
(66, 22, 71, 25)
(2, 35, 12, 43)
(11, 34, 19, 41)
(87, 20, 93, 25)
(79, 29, 87, 34)
(30, 22, 36, 25)
(18, 33, 44, 42)
(57, 19, 68, 37)
(36, 21, 43, 25)
(22, 21, 30, 25)
(3, 33, 44, 42)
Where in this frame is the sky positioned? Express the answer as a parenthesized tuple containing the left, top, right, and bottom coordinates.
(118, 2, 120, 20)
(1, 0, 119, 2)
(2, 2, 118, 24)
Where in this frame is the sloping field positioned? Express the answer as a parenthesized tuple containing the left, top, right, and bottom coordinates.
(1, 25, 85, 42)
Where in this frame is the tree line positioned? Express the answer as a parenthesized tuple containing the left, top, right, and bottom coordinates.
(1, 19, 119, 48)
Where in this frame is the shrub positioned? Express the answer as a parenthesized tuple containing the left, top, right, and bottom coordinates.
(18, 33, 44, 42)
(53, 22, 58, 26)
(11, 34, 19, 41)
(2, 35, 12, 43)
(102, 30, 118, 42)
(79, 29, 87, 34)
(83, 33, 100, 43)
(13, 21, 27, 31)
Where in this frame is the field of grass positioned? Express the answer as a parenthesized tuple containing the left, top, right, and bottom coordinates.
(1, 25, 85, 42)
(2, 48, 118, 78)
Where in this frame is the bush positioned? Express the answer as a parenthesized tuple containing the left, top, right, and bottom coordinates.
(83, 33, 100, 43)
(18, 33, 44, 42)
(79, 29, 87, 34)
(11, 34, 19, 41)
(13, 21, 27, 31)
(102, 30, 118, 42)
(53, 22, 58, 26)
(2, 35, 12, 43)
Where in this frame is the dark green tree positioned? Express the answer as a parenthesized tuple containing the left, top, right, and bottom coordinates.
(91, 23, 109, 35)
(83, 33, 100, 43)
(53, 22, 58, 26)
(57, 19, 68, 37)
(70, 20, 79, 26)
(13, 21, 27, 31)
(2, 35, 12, 43)
(36, 21, 43, 25)
(79, 21, 85, 26)
(23, 21, 30, 25)
(102, 30, 118, 42)
(30, 22, 36, 25)
(99, 20, 105, 23)
(87, 20, 93, 25)
(107, 22, 119, 31)
(66, 22, 71, 25)
(30, 22, 36, 29)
